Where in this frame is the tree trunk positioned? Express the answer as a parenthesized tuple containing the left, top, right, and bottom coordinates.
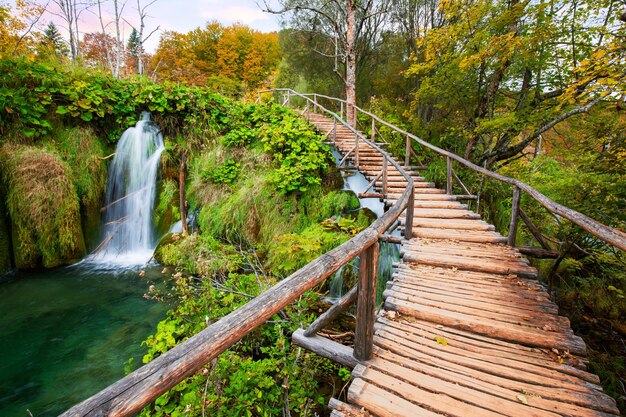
(179, 152, 188, 236)
(345, 0, 357, 127)
(113, 0, 122, 79)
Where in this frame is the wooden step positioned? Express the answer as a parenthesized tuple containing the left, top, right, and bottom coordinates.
(412, 227, 508, 244)
(403, 218, 495, 231)
(413, 201, 467, 209)
(410, 208, 482, 219)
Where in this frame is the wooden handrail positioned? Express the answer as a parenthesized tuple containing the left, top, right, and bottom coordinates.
(62, 90, 413, 417)
(258, 90, 626, 252)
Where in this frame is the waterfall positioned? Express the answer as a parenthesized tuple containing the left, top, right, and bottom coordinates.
(96, 112, 164, 264)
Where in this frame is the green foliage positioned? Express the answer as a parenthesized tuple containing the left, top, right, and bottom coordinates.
(140, 266, 338, 417)
(0, 144, 85, 268)
(0, 58, 233, 141)
(258, 113, 331, 193)
(154, 234, 242, 278)
(266, 224, 348, 276)
(203, 158, 240, 185)
(222, 127, 257, 147)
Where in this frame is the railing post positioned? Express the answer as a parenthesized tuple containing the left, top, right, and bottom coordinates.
(371, 118, 375, 141)
(304, 101, 309, 118)
(508, 186, 521, 247)
(287, 90, 291, 108)
(313, 94, 318, 114)
(405, 187, 414, 239)
(354, 241, 380, 361)
(382, 157, 388, 195)
(333, 117, 337, 144)
(446, 156, 452, 195)
(355, 131, 360, 168)
(404, 135, 411, 167)
(257, 91, 261, 103)
(340, 101, 344, 121)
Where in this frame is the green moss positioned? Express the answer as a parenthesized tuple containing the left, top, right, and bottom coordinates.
(266, 224, 348, 277)
(0, 189, 12, 274)
(0, 144, 86, 269)
(44, 127, 108, 250)
(154, 179, 181, 237)
(154, 233, 242, 277)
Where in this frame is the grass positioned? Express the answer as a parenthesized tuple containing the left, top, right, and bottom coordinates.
(0, 144, 85, 268)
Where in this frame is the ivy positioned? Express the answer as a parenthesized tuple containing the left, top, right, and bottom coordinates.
(0, 58, 233, 141)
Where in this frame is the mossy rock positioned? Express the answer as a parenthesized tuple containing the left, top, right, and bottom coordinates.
(46, 127, 107, 250)
(152, 232, 178, 263)
(0, 144, 86, 269)
(154, 179, 181, 238)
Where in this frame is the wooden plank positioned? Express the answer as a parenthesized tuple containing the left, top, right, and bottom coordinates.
(378, 316, 563, 363)
(412, 201, 468, 209)
(305, 286, 358, 336)
(384, 287, 569, 331)
(412, 228, 508, 244)
(393, 267, 546, 294)
(348, 378, 445, 417)
(385, 297, 587, 355)
(292, 329, 358, 369)
(383, 284, 569, 331)
(401, 245, 528, 263)
(359, 360, 567, 417)
(372, 347, 618, 415)
(377, 317, 595, 381)
(391, 272, 550, 307)
(411, 208, 482, 219)
(388, 279, 558, 315)
(408, 217, 495, 231)
(401, 251, 537, 278)
(354, 365, 508, 417)
(374, 328, 594, 392)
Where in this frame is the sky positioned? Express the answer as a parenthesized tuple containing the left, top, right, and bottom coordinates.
(17, 0, 283, 53)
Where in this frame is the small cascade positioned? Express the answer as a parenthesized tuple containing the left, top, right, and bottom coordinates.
(96, 112, 164, 264)
(325, 148, 401, 304)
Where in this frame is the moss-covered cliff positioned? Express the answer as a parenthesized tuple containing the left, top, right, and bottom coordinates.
(0, 145, 86, 269)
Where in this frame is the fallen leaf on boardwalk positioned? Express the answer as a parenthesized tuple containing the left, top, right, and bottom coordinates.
(434, 336, 449, 346)
(435, 324, 444, 329)
(517, 394, 528, 405)
(386, 311, 397, 319)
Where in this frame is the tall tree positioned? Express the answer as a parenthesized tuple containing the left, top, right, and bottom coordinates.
(39, 21, 69, 57)
(0, 0, 47, 58)
(81, 31, 117, 69)
(133, 0, 160, 75)
(49, 0, 88, 60)
(406, 0, 625, 168)
(264, 0, 390, 126)
(126, 26, 141, 73)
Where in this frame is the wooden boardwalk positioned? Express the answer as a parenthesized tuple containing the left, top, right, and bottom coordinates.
(306, 113, 620, 417)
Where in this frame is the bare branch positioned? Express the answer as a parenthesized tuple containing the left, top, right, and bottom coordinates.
(13, 0, 50, 53)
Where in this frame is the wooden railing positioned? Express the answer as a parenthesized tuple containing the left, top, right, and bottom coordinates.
(265, 89, 626, 254)
(60, 91, 414, 417)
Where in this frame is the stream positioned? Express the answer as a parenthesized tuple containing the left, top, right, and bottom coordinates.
(0, 264, 167, 417)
